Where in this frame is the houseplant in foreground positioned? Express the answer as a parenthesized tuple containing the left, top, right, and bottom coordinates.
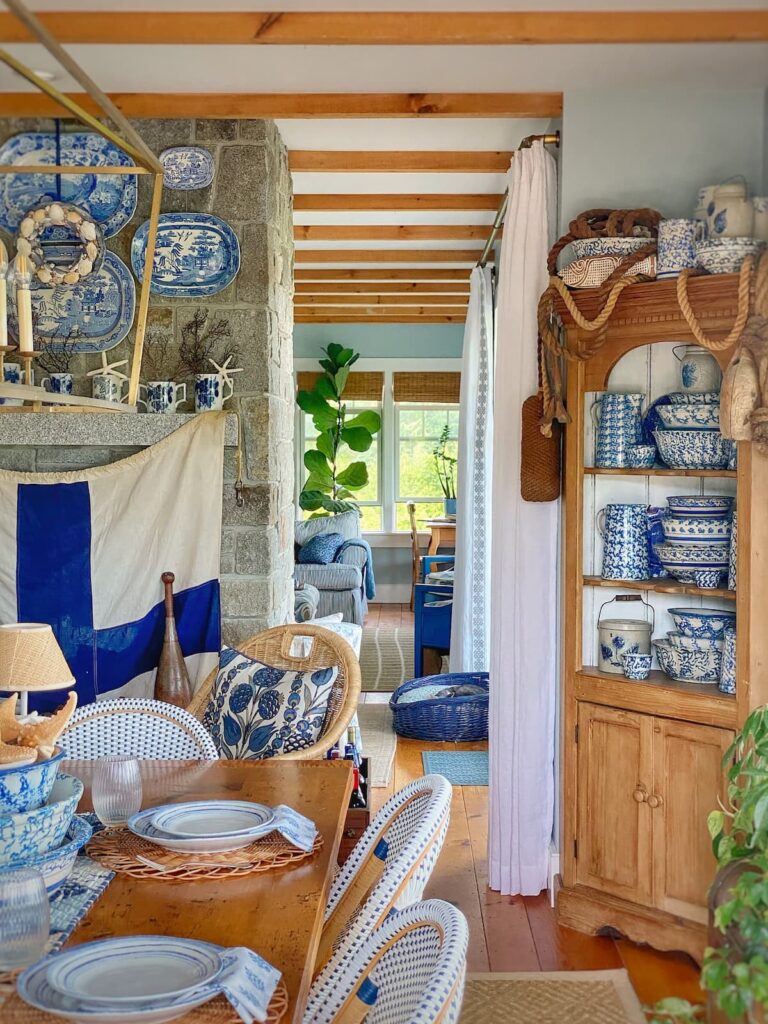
(433, 423, 457, 516)
(297, 343, 381, 516)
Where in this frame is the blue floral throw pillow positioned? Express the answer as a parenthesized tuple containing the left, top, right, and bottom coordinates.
(202, 646, 338, 759)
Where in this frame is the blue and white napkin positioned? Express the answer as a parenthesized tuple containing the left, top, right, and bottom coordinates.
(270, 804, 317, 852)
(217, 948, 282, 1024)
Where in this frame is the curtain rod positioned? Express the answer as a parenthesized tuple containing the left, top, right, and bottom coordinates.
(476, 130, 560, 268)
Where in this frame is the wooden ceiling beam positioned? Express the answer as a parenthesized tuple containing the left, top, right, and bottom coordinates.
(0, 11, 764, 44)
(295, 315, 466, 324)
(294, 194, 504, 211)
(295, 248, 485, 263)
(294, 225, 494, 241)
(295, 268, 470, 280)
(295, 282, 470, 294)
(290, 151, 510, 172)
(0, 92, 558, 120)
(295, 294, 468, 306)
(296, 304, 466, 315)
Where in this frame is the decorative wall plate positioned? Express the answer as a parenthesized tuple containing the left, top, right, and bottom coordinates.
(0, 132, 137, 238)
(131, 213, 240, 297)
(159, 146, 215, 190)
(9, 251, 136, 353)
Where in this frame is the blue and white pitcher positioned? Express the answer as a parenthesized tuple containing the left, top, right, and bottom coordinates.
(598, 503, 650, 580)
(591, 392, 645, 468)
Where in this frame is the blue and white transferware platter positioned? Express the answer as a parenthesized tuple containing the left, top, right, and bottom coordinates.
(46, 936, 222, 1007)
(159, 146, 215, 190)
(8, 251, 135, 353)
(129, 806, 274, 853)
(131, 213, 240, 297)
(150, 800, 274, 839)
(0, 132, 137, 238)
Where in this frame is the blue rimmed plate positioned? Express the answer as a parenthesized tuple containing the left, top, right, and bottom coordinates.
(150, 800, 274, 839)
(0, 132, 137, 238)
(129, 806, 275, 853)
(131, 213, 240, 297)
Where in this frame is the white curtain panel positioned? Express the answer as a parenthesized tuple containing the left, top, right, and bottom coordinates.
(489, 141, 559, 896)
(450, 264, 495, 673)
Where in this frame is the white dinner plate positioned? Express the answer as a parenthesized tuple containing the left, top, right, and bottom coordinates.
(149, 800, 274, 839)
(46, 936, 222, 1007)
(17, 939, 222, 1024)
(128, 808, 276, 853)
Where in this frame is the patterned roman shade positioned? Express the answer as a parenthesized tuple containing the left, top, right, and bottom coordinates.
(296, 371, 384, 402)
(393, 372, 461, 404)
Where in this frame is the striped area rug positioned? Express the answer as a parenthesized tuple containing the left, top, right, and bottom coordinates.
(360, 624, 415, 692)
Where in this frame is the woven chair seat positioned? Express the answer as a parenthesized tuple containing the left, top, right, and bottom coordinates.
(186, 624, 361, 761)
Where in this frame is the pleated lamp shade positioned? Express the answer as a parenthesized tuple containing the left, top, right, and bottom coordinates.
(0, 623, 74, 694)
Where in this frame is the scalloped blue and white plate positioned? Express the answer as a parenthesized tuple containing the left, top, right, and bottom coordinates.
(131, 213, 240, 297)
(150, 800, 274, 839)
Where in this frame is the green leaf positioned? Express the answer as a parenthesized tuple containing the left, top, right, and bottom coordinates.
(708, 810, 726, 840)
(319, 358, 336, 375)
(345, 410, 381, 434)
(325, 343, 344, 362)
(316, 431, 335, 460)
(334, 366, 350, 396)
(304, 449, 332, 482)
(336, 461, 368, 489)
(336, 347, 355, 366)
(314, 375, 337, 401)
(341, 426, 373, 452)
(304, 473, 333, 493)
(297, 390, 336, 429)
(320, 495, 358, 514)
(299, 489, 325, 511)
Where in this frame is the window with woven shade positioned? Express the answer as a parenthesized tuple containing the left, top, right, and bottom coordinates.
(296, 371, 384, 402)
(393, 372, 460, 405)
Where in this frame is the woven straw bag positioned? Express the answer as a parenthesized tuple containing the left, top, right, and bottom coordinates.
(520, 389, 562, 502)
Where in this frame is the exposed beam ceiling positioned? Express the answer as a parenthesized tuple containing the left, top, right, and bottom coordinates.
(295, 315, 467, 323)
(0, 11, 765, 45)
(289, 151, 511, 172)
(294, 225, 494, 240)
(295, 248, 485, 263)
(293, 194, 503, 211)
(295, 282, 470, 293)
(294, 269, 473, 280)
(295, 294, 468, 306)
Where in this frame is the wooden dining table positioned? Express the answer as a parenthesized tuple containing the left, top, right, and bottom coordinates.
(52, 758, 353, 1024)
(423, 519, 456, 556)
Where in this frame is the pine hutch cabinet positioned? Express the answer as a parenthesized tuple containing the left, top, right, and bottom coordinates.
(555, 272, 768, 959)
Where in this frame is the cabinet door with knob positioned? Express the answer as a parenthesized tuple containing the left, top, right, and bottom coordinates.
(651, 719, 732, 924)
(575, 703, 654, 904)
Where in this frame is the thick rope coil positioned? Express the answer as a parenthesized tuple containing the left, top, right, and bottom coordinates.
(675, 255, 754, 352)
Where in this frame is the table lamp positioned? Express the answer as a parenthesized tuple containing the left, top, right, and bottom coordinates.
(0, 623, 75, 715)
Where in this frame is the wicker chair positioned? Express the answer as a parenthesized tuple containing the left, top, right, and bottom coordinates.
(61, 698, 219, 760)
(186, 624, 362, 761)
(304, 900, 468, 1024)
(309, 775, 452, 1003)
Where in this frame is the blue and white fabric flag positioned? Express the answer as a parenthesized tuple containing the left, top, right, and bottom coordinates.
(0, 415, 225, 711)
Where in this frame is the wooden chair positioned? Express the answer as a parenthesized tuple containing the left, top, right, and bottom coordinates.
(186, 624, 361, 761)
(407, 503, 455, 611)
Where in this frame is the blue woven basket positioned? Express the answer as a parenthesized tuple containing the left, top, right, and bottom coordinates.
(389, 673, 489, 741)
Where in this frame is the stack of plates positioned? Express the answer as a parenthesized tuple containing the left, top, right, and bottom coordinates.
(128, 800, 276, 853)
(17, 936, 224, 1024)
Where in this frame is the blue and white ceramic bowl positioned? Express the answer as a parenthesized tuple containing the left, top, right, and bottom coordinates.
(621, 653, 652, 680)
(655, 541, 730, 566)
(0, 747, 64, 814)
(571, 237, 651, 259)
(696, 237, 766, 274)
(662, 516, 732, 545)
(626, 445, 657, 468)
(668, 607, 736, 639)
(695, 569, 726, 589)
(668, 391, 721, 405)
(666, 495, 733, 518)
(667, 631, 724, 653)
(6, 815, 93, 893)
(656, 403, 720, 430)
(0, 773, 83, 865)
(654, 429, 730, 469)
(654, 638, 721, 684)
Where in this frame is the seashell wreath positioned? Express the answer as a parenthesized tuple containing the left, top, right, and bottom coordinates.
(15, 201, 104, 286)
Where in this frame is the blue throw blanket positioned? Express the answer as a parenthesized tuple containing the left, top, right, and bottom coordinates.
(335, 538, 376, 600)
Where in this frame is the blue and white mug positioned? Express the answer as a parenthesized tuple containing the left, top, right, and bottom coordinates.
(40, 372, 73, 396)
(657, 218, 705, 279)
(92, 374, 127, 404)
(194, 372, 233, 413)
(138, 381, 187, 414)
(0, 362, 23, 406)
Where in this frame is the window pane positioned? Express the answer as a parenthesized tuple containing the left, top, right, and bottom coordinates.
(397, 404, 458, 505)
(395, 500, 446, 532)
(359, 506, 383, 532)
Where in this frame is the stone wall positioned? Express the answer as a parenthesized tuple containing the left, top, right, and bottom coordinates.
(0, 117, 295, 641)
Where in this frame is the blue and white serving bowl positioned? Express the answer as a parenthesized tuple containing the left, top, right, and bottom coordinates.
(621, 653, 653, 680)
(0, 773, 83, 865)
(656, 403, 720, 430)
(626, 445, 657, 468)
(668, 606, 736, 639)
(0, 747, 64, 814)
(667, 631, 724, 653)
(6, 815, 93, 893)
(571, 237, 652, 259)
(654, 429, 731, 469)
(654, 638, 721, 684)
(696, 237, 766, 275)
(666, 495, 734, 519)
(661, 516, 732, 545)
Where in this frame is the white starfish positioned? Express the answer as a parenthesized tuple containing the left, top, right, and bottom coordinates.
(209, 354, 244, 390)
(86, 352, 129, 381)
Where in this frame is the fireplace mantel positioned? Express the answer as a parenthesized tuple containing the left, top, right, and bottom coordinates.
(0, 413, 239, 448)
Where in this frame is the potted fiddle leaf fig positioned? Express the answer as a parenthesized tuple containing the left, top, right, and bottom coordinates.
(297, 343, 381, 517)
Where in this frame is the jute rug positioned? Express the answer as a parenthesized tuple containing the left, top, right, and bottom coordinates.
(460, 970, 645, 1024)
(357, 703, 397, 788)
(360, 624, 414, 692)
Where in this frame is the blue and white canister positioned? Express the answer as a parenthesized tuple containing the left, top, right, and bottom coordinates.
(597, 595, 655, 675)
(139, 380, 187, 414)
(719, 626, 737, 695)
(194, 372, 233, 412)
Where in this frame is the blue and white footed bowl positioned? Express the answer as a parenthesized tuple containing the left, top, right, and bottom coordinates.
(666, 494, 733, 519)
(667, 631, 724, 653)
(662, 516, 732, 545)
(654, 638, 721, 684)
(655, 541, 730, 567)
(654, 429, 730, 470)
(0, 773, 83, 865)
(719, 627, 737, 695)
(6, 815, 93, 893)
(695, 569, 726, 589)
(621, 653, 652, 680)
(696, 237, 766, 275)
(668, 607, 736, 640)
(0, 748, 64, 814)
(656, 403, 720, 430)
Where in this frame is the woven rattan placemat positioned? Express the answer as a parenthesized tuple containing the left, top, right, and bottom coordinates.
(86, 828, 323, 880)
(2, 980, 289, 1024)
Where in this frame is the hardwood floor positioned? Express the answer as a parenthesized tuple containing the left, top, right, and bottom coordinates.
(364, 603, 704, 1007)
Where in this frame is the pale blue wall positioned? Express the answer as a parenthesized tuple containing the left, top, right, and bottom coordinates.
(294, 323, 464, 360)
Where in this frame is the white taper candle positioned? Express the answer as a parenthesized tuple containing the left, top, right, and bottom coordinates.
(14, 253, 33, 353)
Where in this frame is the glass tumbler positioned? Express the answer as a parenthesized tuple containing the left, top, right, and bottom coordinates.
(0, 867, 50, 970)
(92, 756, 143, 826)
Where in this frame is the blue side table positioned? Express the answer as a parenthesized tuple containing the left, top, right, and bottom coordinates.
(414, 582, 453, 677)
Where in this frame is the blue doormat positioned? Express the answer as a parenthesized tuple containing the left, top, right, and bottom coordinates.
(422, 750, 489, 786)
